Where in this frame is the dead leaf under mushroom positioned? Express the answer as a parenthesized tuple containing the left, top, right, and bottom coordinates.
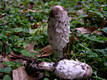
(37, 45, 54, 57)
(12, 66, 36, 80)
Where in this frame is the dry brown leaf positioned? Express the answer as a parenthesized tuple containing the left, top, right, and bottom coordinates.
(8, 51, 27, 65)
(2, 57, 10, 62)
(36, 22, 42, 27)
(0, 55, 3, 61)
(21, 9, 36, 13)
(75, 27, 91, 34)
(19, 3, 25, 9)
(0, 13, 6, 20)
(100, 16, 106, 28)
(28, 2, 34, 9)
(37, 45, 54, 57)
(85, 26, 97, 32)
(0, 53, 12, 62)
(92, 30, 103, 35)
(25, 43, 38, 53)
(10, 51, 18, 57)
(70, 50, 73, 55)
(0, 62, 4, 78)
(77, 9, 85, 15)
(27, 9, 36, 12)
(0, 62, 4, 69)
(12, 66, 36, 80)
(9, 45, 53, 60)
(42, 20, 48, 23)
(76, 27, 102, 35)
(37, 10, 43, 12)
(31, 22, 42, 29)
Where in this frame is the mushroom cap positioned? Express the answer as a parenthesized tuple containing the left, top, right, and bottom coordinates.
(49, 5, 65, 17)
(52, 5, 64, 11)
(55, 59, 92, 79)
(48, 5, 70, 51)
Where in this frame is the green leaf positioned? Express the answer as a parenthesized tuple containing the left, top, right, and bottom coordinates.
(4, 67, 12, 74)
(3, 61, 22, 68)
(88, 52, 98, 57)
(104, 62, 107, 66)
(3, 75, 11, 80)
(94, 48, 107, 57)
(3, 61, 15, 67)
(0, 67, 12, 73)
(82, 34, 104, 43)
(44, 78, 49, 80)
(6, 46, 11, 53)
(101, 27, 107, 33)
(89, 10, 104, 18)
(0, 41, 3, 52)
(11, 28, 23, 32)
(20, 50, 29, 56)
(15, 61, 22, 67)
(0, 30, 7, 39)
(79, 14, 88, 18)
(79, 43, 98, 57)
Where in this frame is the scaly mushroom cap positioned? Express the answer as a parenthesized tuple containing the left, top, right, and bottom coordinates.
(48, 5, 70, 59)
(55, 59, 92, 79)
(48, 5, 70, 50)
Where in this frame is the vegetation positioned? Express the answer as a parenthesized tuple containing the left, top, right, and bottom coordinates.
(0, 0, 107, 80)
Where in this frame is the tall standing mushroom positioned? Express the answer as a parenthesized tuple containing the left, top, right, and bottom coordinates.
(48, 5, 70, 60)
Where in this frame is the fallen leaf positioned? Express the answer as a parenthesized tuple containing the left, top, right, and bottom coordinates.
(10, 45, 53, 59)
(100, 16, 106, 28)
(10, 51, 18, 57)
(0, 13, 6, 20)
(85, 26, 97, 32)
(92, 30, 103, 35)
(77, 9, 85, 15)
(25, 42, 38, 53)
(28, 2, 34, 9)
(12, 66, 36, 80)
(70, 50, 73, 55)
(75, 27, 91, 34)
(27, 9, 36, 12)
(42, 20, 48, 23)
(37, 10, 43, 12)
(21, 9, 36, 13)
(2, 57, 10, 62)
(0, 62, 4, 78)
(0, 55, 3, 61)
(37, 45, 54, 57)
(19, 3, 25, 9)
(31, 22, 42, 29)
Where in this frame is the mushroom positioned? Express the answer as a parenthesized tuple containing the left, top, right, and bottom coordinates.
(38, 59, 92, 80)
(48, 5, 70, 60)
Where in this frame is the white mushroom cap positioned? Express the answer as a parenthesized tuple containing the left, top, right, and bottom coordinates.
(55, 59, 92, 79)
(52, 5, 64, 11)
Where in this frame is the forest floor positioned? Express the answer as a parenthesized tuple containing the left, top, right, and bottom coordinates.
(0, 0, 107, 80)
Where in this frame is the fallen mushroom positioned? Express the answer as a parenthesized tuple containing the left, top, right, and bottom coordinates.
(38, 59, 92, 80)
